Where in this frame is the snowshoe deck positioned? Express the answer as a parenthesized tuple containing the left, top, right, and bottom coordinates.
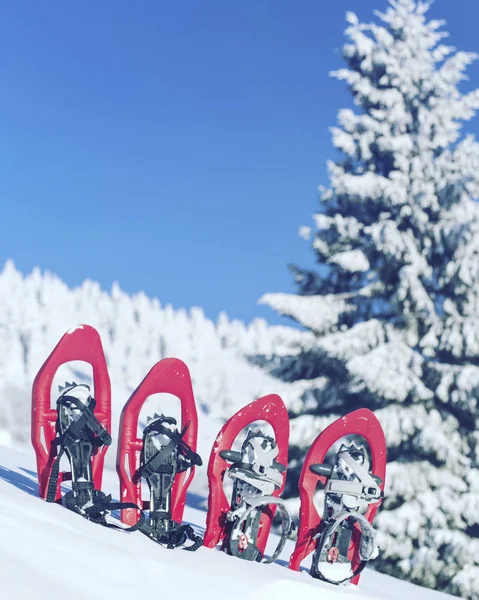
(138, 414, 203, 550)
(204, 394, 291, 563)
(289, 408, 386, 586)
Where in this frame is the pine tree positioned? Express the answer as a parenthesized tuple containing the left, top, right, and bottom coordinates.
(258, 1, 479, 596)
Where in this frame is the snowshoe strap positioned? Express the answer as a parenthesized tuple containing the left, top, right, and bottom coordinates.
(325, 451, 382, 505)
(141, 520, 203, 551)
(67, 489, 145, 532)
(326, 480, 380, 502)
(46, 443, 67, 503)
(59, 394, 112, 446)
(138, 438, 178, 480)
(141, 420, 202, 472)
(227, 464, 283, 495)
(48, 451, 144, 532)
(229, 495, 293, 564)
(167, 524, 203, 552)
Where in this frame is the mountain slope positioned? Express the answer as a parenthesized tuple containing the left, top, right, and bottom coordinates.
(0, 444, 454, 600)
(0, 260, 301, 457)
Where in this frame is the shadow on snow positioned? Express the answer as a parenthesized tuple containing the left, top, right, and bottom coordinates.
(0, 465, 39, 497)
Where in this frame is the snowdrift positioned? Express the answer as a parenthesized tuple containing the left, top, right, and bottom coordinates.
(0, 445, 454, 600)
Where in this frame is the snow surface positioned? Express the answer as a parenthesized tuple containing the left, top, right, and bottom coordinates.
(0, 444, 454, 600)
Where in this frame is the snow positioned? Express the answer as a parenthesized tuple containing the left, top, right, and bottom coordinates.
(259, 293, 356, 336)
(329, 249, 370, 273)
(347, 342, 434, 403)
(0, 444, 454, 600)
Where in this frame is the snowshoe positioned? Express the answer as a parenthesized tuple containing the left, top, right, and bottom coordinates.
(32, 325, 142, 531)
(204, 394, 291, 563)
(116, 358, 202, 550)
(289, 408, 386, 585)
(309, 442, 383, 584)
(32, 324, 111, 502)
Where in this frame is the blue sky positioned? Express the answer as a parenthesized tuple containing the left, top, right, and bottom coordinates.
(0, 0, 478, 325)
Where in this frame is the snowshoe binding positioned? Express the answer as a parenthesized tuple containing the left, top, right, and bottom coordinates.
(46, 382, 142, 530)
(137, 414, 203, 550)
(221, 430, 293, 563)
(310, 442, 383, 584)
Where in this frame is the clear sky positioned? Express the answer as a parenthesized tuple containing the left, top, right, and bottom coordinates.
(1, 0, 478, 325)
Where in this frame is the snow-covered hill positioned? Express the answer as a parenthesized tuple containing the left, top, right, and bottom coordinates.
(0, 444, 454, 600)
(0, 261, 302, 466)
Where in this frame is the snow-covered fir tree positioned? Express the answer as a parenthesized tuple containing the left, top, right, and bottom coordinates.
(258, 1, 479, 597)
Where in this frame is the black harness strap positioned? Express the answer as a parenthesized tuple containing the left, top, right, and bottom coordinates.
(170, 524, 203, 551)
(141, 520, 203, 551)
(46, 392, 143, 532)
(141, 420, 202, 469)
(138, 417, 203, 551)
(82, 493, 144, 532)
(46, 395, 109, 502)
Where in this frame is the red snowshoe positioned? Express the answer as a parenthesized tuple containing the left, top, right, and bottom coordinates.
(289, 408, 386, 585)
(204, 394, 292, 563)
(116, 358, 202, 549)
(32, 324, 111, 504)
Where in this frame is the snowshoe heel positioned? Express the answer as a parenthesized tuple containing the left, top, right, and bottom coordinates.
(229, 534, 262, 562)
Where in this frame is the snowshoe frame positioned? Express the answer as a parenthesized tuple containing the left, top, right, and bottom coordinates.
(289, 408, 386, 585)
(32, 325, 111, 503)
(116, 358, 199, 528)
(204, 394, 289, 559)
